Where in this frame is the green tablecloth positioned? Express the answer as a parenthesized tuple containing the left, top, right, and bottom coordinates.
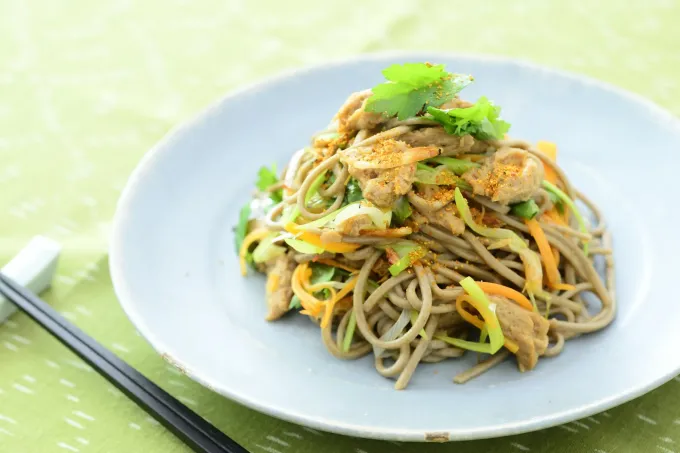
(1, 1, 679, 452)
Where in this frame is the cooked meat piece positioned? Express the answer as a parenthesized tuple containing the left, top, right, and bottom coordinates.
(340, 139, 435, 208)
(492, 295, 550, 372)
(337, 214, 373, 236)
(334, 89, 388, 133)
(462, 147, 544, 205)
(412, 203, 465, 235)
(370, 255, 391, 279)
(348, 165, 416, 208)
(319, 230, 343, 244)
(400, 127, 488, 157)
(264, 255, 296, 321)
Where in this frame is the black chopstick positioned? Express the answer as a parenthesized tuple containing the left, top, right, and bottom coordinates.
(0, 272, 248, 453)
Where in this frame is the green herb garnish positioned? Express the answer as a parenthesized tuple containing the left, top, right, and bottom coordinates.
(427, 96, 510, 140)
(234, 204, 251, 252)
(393, 196, 412, 223)
(510, 199, 540, 220)
(289, 295, 302, 310)
(344, 177, 364, 205)
(365, 63, 473, 120)
(256, 164, 283, 203)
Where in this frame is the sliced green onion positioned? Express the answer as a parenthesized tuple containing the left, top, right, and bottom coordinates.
(510, 199, 540, 220)
(479, 325, 488, 345)
(459, 277, 504, 354)
(252, 233, 287, 263)
(455, 188, 522, 245)
(455, 188, 544, 297)
(342, 309, 357, 352)
(281, 205, 300, 224)
(315, 132, 340, 142)
(387, 241, 427, 276)
(435, 334, 494, 353)
(335, 202, 392, 230)
(415, 166, 471, 190)
(284, 238, 325, 254)
(428, 156, 480, 175)
(409, 310, 428, 340)
(541, 180, 589, 254)
(295, 202, 358, 231)
(306, 171, 327, 204)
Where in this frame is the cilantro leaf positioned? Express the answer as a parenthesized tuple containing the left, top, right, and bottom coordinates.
(510, 199, 539, 220)
(309, 263, 336, 301)
(234, 203, 251, 252)
(310, 263, 336, 285)
(427, 96, 511, 140)
(256, 164, 283, 203)
(289, 295, 302, 310)
(343, 177, 364, 205)
(366, 63, 474, 120)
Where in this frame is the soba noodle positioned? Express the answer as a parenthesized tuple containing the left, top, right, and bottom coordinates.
(237, 64, 615, 389)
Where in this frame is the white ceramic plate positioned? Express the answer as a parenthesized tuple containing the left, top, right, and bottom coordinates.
(110, 52, 680, 441)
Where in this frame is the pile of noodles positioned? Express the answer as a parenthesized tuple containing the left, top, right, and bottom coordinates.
(241, 116, 615, 390)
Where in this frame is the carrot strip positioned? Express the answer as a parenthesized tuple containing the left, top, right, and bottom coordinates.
(525, 218, 564, 290)
(292, 263, 324, 317)
(335, 277, 358, 301)
(475, 282, 533, 311)
(320, 287, 339, 328)
(543, 209, 568, 227)
(552, 244, 560, 268)
(455, 296, 519, 353)
(319, 277, 358, 328)
(537, 141, 558, 184)
(284, 223, 360, 253)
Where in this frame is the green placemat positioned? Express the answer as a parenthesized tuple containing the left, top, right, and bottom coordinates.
(1, 1, 679, 452)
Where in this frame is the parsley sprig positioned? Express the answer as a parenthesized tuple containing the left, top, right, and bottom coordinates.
(426, 96, 511, 140)
(365, 63, 473, 120)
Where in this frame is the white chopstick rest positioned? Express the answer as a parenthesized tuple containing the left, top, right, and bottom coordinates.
(0, 236, 62, 324)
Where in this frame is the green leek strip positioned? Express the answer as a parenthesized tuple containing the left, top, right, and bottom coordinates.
(281, 205, 300, 224)
(306, 171, 327, 204)
(342, 309, 357, 352)
(429, 156, 480, 175)
(295, 202, 357, 231)
(455, 188, 544, 299)
(415, 166, 471, 190)
(284, 238, 325, 254)
(455, 188, 521, 243)
(388, 245, 427, 276)
(252, 233, 287, 263)
(282, 170, 328, 225)
(541, 180, 589, 254)
(479, 325, 488, 344)
(435, 335, 493, 354)
(409, 310, 428, 340)
(459, 277, 504, 354)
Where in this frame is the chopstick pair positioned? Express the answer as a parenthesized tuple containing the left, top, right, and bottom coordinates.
(0, 272, 248, 453)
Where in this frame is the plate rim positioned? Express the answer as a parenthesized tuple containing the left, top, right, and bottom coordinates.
(109, 51, 680, 441)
